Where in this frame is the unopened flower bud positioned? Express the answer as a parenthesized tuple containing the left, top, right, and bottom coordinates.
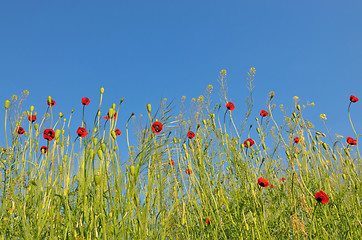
(34, 123, 38, 131)
(112, 103, 116, 110)
(101, 143, 106, 153)
(108, 108, 115, 119)
(5, 100, 10, 110)
(30, 105, 34, 112)
(100, 87, 104, 94)
(147, 103, 151, 113)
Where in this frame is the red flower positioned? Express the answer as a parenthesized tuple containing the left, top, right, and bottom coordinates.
(43, 129, 55, 141)
(349, 95, 359, 103)
(346, 137, 357, 146)
(82, 97, 90, 106)
(152, 121, 163, 134)
(258, 177, 269, 187)
(47, 99, 56, 107)
(115, 129, 121, 136)
(270, 184, 274, 189)
(28, 115, 37, 122)
(315, 190, 329, 204)
(205, 218, 210, 225)
(103, 112, 117, 120)
(260, 110, 268, 117)
(226, 102, 235, 111)
(17, 127, 25, 135)
(280, 177, 286, 182)
(187, 131, 195, 139)
(294, 137, 300, 144)
(169, 160, 175, 166)
(77, 127, 88, 137)
(244, 138, 255, 148)
(185, 169, 192, 175)
(40, 146, 47, 154)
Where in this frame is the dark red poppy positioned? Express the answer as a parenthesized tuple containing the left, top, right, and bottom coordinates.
(40, 146, 47, 154)
(115, 129, 121, 136)
(260, 110, 268, 117)
(47, 99, 56, 107)
(77, 127, 88, 137)
(103, 112, 117, 120)
(280, 177, 286, 182)
(185, 169, 192, 175)
(187, 131, 195, 139)
(152, 121, 163, 134)
(315, 190, 329, 204)
(270, 184, 274, 189)
(43, 129, 55, 141)
(244, 138, 255, 148)
(28, 115, 37, 123)
(349, 95, 359, 103)
(169, 160, 175, 166)
(17, 127, 25, 135)
(205, 218, 210, 225)
(294, 137, 300, 144)
(346, 137, 357, 146)
(258, 177, 269, 187)
(81, 97, 90, 105)
(226, 102, 235, 111)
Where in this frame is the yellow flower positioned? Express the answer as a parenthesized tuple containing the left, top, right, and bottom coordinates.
(320, 114, 327, 120)
(221, 69, 227, 74)
(208, 85, 213, 90)
(293, 96, 299, 101)
(249, 67, 255, 72)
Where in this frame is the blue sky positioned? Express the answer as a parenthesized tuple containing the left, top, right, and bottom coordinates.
(1, 1, 361, 151)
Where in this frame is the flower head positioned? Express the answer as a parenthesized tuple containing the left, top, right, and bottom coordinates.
(47, 99, 56, 107)
(17, 127, 25, 135)
(185, 169, 192, 175)
(103, 112, 117, 120)
(346, 137, 357, 146)
(40, 146, 47, 154)
(226, 102, 235, 111)
(350, 95, 359, 103)
(260, 110, 268, 117)
(187, 131, 195, 139)
(294, 137, 300, 144)
(244, 138, 255, 148)
(43, 129, 55, 141)
(315, 190, 329, 204)
(270, 184, 274, 189)
(115, 129, 121, 136)
(152, 121, 163, 134)
(258, 177, 269, 187)
(77, 127, 88, 137)
(280, 177, 286, 182)
(82, 97, 90, 106)
(205, 218, 210, 225)
(320, 114, 327, 120)
(28, 115, 37, 123)
(169, 160, 175, 166)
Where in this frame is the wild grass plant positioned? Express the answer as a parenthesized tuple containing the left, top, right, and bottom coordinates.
(0, 68, 361, 239)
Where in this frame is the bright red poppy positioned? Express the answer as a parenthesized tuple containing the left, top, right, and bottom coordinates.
(270, 184, 274, 189)
(226, 102, 235, 111)
(115, 129, 121, 136)
(346, 137, 357, 146)
(43, 129, 55, 141)
(82, 97, 90, 106)
(103, 112, 117, 120)
(244, 138, 255, 148)
(294, 137, 300, 144)
(40, 146, 47, 154)
(187, 131, 195, 139)
(47, 99, 56, 107)
(152, 121, 163, 134)
(350, 95, 359, 103)
(205, 218, 210, 225)
(315, 190, 329, 204)
(260, 110, 268, 117)
(185, 169, 192, 175)
(258, 177, 269, 187)
(28, 115, 37, 122)
(77, 127, 88, 137)
(169, 160, 175, 166)
(280, 177, 286, 182)
(17, 127, 25, 135)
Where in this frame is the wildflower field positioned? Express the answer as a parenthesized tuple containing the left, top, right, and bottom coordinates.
(0, 69, 361, 239)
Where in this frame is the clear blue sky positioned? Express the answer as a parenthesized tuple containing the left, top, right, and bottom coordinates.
(1, 1, 361, 149)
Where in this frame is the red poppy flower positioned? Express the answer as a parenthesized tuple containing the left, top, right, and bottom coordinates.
(115, 129, 121, 136)
(17, 127, 25, 135)
(315, 190, 329, 204)
(40, 146, 47, 154)
(185, 169, 192, 175)
(294, 137, 300, 144)
(270, 184, 274, 189)
(280, 177, 286, 182)
(187, 131, 195, 139)
(260, 110, 268, 117)
(244, 138, 255, 148)
(103, 112, 117, 120)
(258, 177, 269, 187)
(346, 137, 357, 145)
(43, 129, 55, 141)
(77, 127, 88, 137)
(47, 99, 56, 107)
(82, 97, 90, 106)
(28, 115, 37, 123)
(226, 102, 235, 111)
(152, 121, 163, 134)
(205, 218, 210, 225)
(169, 160, 175, 166)
(349, 95, 359, 103)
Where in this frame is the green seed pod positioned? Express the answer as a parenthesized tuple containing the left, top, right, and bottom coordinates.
(297, 105, 301, 111)
(55, 129, 61, 140)
(173, 137, 177, 144)
(312, 140, 317, 146)
(322, 142, 328, 151)
(203, 119, 207, 125)
(98, 110, 101, 116)
(315, 135, 319, 142)
(108, 108, 115, 119)
(24, 131, 28, 137)
(5, 100, 10, 110)
(101, 143, 106, 153)
(312, 146, 316, 152)
(63, 155, 68, 163)
(185, 152, 190, 159)
(332, 154, 337, 160)
(130, 165, 136, 176)
(285, 150, 290, 157)
(111, 130, 116, 140)
(89, 149, 94, 159)
(97, 149, 103, 159)
(262, 143, 266, 150)
(93, 128, 97, 133)
(94, 175, 101, 185)
(188, 142, 193, 149)
(292, 112, 297, 119)
(178, 139, 181, 144)
(30, 105, 34, 112)
(100, 87, 104, 94)
(256, 128, 260, 134)
(255, 117, 259, 122)
(112, 103, 116, 110)
(147, 103, 151, 113)
(293, 153, 298, 159)
(183, 143, 187, 150)
(34, 123, 38, 131)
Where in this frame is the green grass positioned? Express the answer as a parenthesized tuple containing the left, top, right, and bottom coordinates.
(0, 69, 361, 239)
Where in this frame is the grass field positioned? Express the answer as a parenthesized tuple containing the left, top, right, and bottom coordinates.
(0, 69, 361, 239)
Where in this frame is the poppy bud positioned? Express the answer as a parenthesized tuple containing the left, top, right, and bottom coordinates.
(5, 100, 10, 110)
(94, 175, 101, 185)
(322, 142, 328, 151)
(183, 143, 187, 150)
(101, 143, 106, 153)
(262, 143, 266, 150)
(292, 112, 297, 119)
(34, 123, 38, 131)
(203, 119, 207, 125)
(111, 130, 116, 140)
(147, 103, 151, 113)
(185, 152, 190, 159)
(93, 128, 97, 133)
(108, 108, 115, 119)
(255, 117, 259, 122)
(89, 149, 94, 159)
(285, 150, 290, 157)
(63, 155, 68, 163)
(312, 140, 317, 146)
(97, 149, 103, 159)
(130, 165, 136, 176)
(173, 137, 177, 144)
(100, 87, 104, 94)
(59, 112, 64, 118)
(297, 105, 301, 111)
(30, 105, 34, 112)
(24, 131, 28, 137)
(55, 129, 61, 141)
(93, 137, 98, 146)
(332, 154, 337, 160)
(26, 111, 30, 116)
(34, 112, 37, 116)
(112, 103, 116, 110)
(256, 128, 260, 134)
(269, 91, 275, 99)
(120, 97, 124, 103)
(98, 111, 101, 116)
(315, 135, 319, 142)
(293, 153, 298, 159)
